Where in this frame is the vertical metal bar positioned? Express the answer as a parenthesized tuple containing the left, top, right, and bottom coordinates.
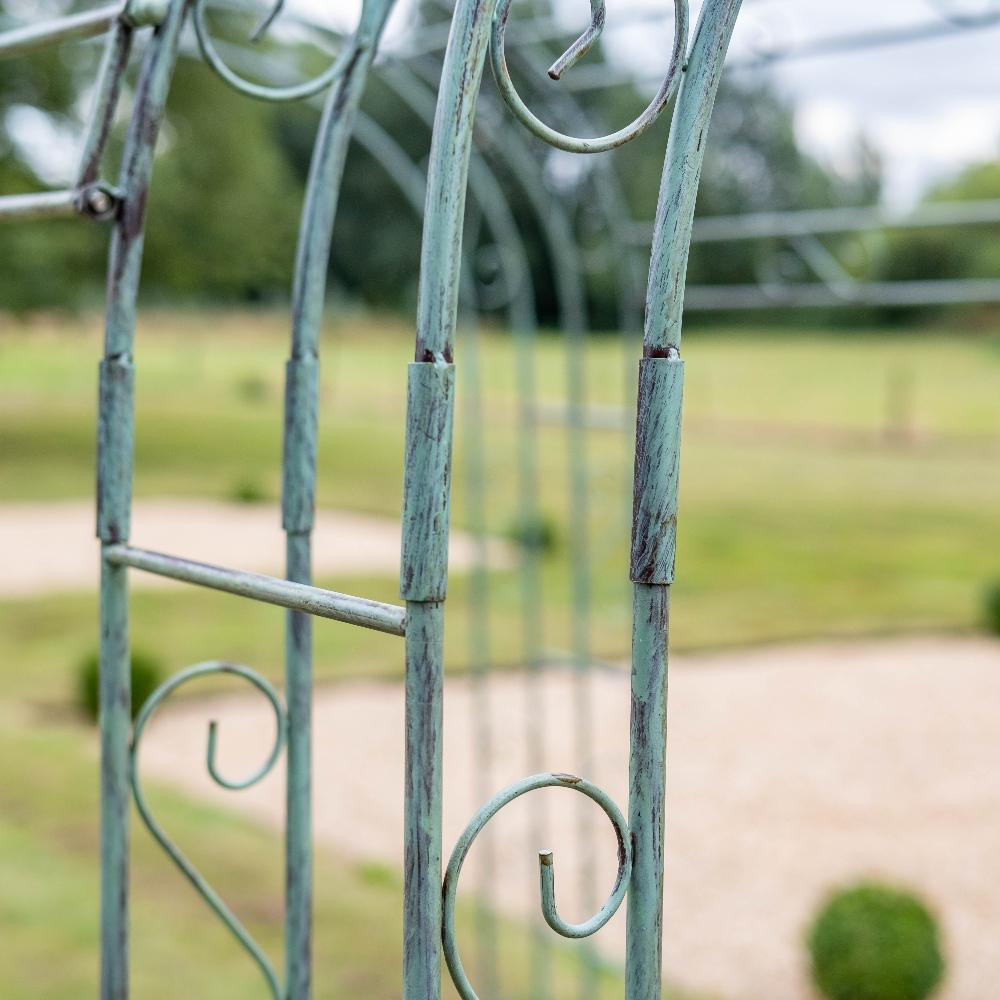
(513, 313, 550, 1000)
(644, 0, 744, 356)
(98, 555, 130, 999)
(77, 20, 134, 189)
(626, 354, 683, 1000)
(413, 0, 498, 366)
(627, 2, 742, 997)
(403, 598, 446, 999)
(456, 219, 500, 997)
(283, 532, 313, 998)
(96, 2, 190, 996)
(280, 6, 395, 995)
(625, 582, 670, 999)
(564, 294, 600, 1000)
(405, 1, 502, 992)
(401, 360, 455, 1000)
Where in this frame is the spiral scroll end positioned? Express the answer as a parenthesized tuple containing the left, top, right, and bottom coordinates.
(546, 0, 606, 81)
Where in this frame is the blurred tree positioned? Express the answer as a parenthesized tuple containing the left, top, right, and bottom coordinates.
(0, 0, 883, 324)
(141, 59, 301, 302)
(0, 1, 107, 308)
(0, 1, 304, 309)
(874, 156, 1000, 323)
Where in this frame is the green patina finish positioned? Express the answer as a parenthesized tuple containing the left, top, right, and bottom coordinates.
(0, 0, 743, 995)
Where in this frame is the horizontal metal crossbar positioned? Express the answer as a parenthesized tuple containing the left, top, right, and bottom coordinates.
(0, 190, 78, 222)
(626, 198, 1000, 246)
(104, 544, 406, 636)
(684, 277, 1000, 310)
(0, 2, 124, 59)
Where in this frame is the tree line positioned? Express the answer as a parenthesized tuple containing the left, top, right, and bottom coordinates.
(0, 0, 996, 327)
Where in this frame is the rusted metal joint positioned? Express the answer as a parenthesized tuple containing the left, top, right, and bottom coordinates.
(76, 182, 121, 223)
(400, 361, 455, 602)
(121, 0, 170, 29)
(630, 356, 685, 584)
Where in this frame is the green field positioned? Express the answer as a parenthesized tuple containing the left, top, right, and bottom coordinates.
(2, 310, 998, 679)
(1, 310, 998, 998)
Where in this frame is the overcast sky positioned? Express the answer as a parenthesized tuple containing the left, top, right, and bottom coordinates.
(15, 0, 999, 209)
(329, 0, 1000, 207)
(629, 0, 1000, 206)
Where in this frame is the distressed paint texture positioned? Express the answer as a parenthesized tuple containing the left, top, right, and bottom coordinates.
(96, 357, 135, 544)
(106, 545, 406, 634)
(95, 1, 191, 994)
(281, 356, 320, 535)
(629, 357, 684, 585)
(429, 0, 745, 997)
(403, 600, 445, 1000)
(645, 0, 745, 354)
(280, 6, 397, 993)
(625, 583, 670, 1000)
(400, 361, 456, 603)
(625, 3, 744, 996)
(99, 556, 130, 1000)
(77, 19, 134, 188)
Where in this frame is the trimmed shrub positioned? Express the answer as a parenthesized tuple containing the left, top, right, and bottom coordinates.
(983, 581, 1000, 636)
(230, 478, 267, 504)
(506, 512, 559, 554)
(77, 649, 164, 723)
(808, 882, 945, 1000)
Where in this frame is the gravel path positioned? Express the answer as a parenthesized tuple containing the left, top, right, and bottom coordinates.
(0, 498, 506, 596)
(136, 634, 1000, 1000)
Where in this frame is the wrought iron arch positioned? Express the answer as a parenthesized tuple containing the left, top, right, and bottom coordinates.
(0, 1, 745, 998)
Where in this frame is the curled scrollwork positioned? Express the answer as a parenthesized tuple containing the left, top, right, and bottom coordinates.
(130, 660, 287, 1000)
(490, 0, 690, 153)
(192, 0, 363, 102)
(443, 772, 632, 1000)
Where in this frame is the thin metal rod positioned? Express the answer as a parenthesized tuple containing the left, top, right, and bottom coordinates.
(626, 3, 742, 998)
(403, 600, 445, 1000)
(279, 5, 396, 993)
(97, 1, 189, 994)
(283, 533, 313, 995)
(625, 584, 670, 1000)
(684, 277, 1000, 310)
(0, 2, 124, 58)
(413, 0, 498, 363)
(0, 190, 77, 221)
(105, 545, 407, 636)
(645, 0, 744, 355)
(627, 197, 1000, 245)
(99, 553, 130, 999)
(77, 20, 135, 188)
(558, 7, 1000, 89)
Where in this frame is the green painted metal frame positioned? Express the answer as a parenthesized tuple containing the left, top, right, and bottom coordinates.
(0, 0, 742, 995)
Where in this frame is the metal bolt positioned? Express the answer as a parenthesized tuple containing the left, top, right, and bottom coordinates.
(87, 188, 113, 217)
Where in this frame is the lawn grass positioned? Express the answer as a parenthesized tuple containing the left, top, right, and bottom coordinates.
(0, 310, 997, 998)
(0, 713, 713, 1000)
(1, 310, 997, 681)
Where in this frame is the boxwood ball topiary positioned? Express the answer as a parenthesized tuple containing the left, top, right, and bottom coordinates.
(808, 882, 945, 1000)
(984, 580, 1000, 636)
(78, 649, 164, 723)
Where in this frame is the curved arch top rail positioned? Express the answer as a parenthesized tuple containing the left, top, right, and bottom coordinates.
(490, 0, 690, 153)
